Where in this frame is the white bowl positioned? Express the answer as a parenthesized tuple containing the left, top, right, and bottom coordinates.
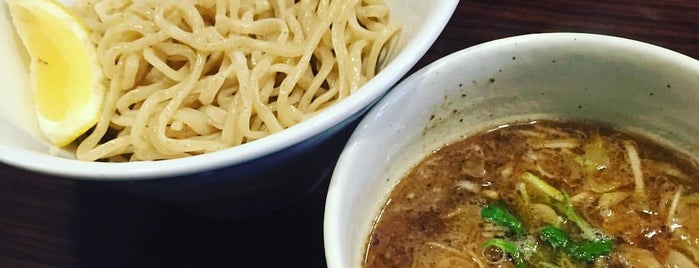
(324, 33, 699, 267)
(0, 0, 458, 217)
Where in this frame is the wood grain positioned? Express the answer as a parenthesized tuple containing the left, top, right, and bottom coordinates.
(1, 1, 698, 267)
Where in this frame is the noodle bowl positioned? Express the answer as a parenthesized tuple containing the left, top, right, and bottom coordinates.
(73, 0, 400, 161)
(0, 0, 455, 217)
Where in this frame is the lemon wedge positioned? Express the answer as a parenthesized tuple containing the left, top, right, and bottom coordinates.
(7, 0, 104, 146)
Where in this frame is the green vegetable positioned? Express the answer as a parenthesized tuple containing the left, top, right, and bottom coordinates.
(483, 238, 519, 256)
(539, 225, 569, 250)
(522, 172, 615, 262)
(521, 172, 609, 241)
(566, 239, 614, 262)
(480, 201, 531, 267)
(480, 199, 526, 236)
(483, 238, 528, 268)
(521, 172, 564, 202)
(560, 192, 602, 241)
(540, 225, 614, 262)
(479, 173, 617, 266)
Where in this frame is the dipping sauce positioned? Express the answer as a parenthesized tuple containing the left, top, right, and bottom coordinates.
(365, 120, 699, 267)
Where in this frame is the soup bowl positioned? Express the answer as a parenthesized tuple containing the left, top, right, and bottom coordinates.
(324, 33, 699, 266)
(0, 0, 458, 218)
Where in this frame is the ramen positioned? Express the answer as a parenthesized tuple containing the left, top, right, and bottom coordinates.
(72, 0, 400, 161)
(365, 120, 699, 267)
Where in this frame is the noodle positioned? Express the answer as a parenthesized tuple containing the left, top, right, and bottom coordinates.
(73, 0, 400, 161)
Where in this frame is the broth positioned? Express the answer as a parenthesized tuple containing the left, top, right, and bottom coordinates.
(365, 120, 699, 268)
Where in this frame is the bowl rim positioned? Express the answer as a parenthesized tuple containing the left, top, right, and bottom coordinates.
(323, 32, 699, 267)
(0, 0, 460, 180)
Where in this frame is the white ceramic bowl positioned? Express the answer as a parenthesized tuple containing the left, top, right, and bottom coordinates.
(324, 33, 699, 267)
(0, 0, 458, 217)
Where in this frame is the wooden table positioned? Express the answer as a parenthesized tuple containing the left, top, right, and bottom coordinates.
(2, 1, 698, 267)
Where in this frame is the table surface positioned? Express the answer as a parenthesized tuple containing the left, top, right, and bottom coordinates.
(2, 1, 699, 267)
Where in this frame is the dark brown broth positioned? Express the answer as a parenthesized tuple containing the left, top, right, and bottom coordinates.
(364, 120, 699, 268)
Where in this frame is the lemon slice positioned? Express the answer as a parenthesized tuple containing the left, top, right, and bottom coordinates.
(7, 0, 104, 146)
